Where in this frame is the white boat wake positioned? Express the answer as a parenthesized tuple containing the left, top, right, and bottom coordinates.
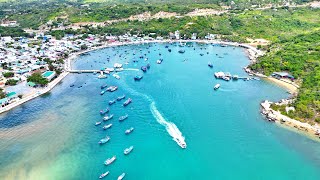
(118, 81, 186, 148)
(150, 102, 186, 149)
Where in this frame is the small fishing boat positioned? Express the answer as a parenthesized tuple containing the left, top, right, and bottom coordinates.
(100, 90, 105, 95)
(109, 100, 116, 105)
(101, 84, 108, 89)
(123, 98, 132, 107)
(103, 123, 112, 130)
(106, 86, 118, 92)
(98, 74, 107, 79)
(95, 121, 102, 126)
(178, 50, 185, 53)
(70, 84, 74, 87)
(119, 114, 129, 121)
(103, 114, 114, 121)
(100, 108, 109, 115)
(113, 74, 120, 80)
(117, 173, 126, 180)
(124, 146, 134, 155)
(208, 62, 213, 68)
(168, 49, 172, 52)
(125, 127, 134, 134)
(104, 156, 116, 165)
(214, 84, 220, 90)
(146, 63, 150, 69)
(99, 136, 110, 144)
(117, 95, 126, 101)
(141, 66, 147, 72)
(99, 171, 110, 179)
(200, 53, 204, 56)
(156, 59, 163, 64)
(134, 75, 143, 81)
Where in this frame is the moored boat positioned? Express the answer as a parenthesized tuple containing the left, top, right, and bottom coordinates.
(100, 90, 105, 95)
(117, 173, 126, 180)
(103, 114, 114, 121)
(178, 50, 185, 53)
(106, 86, 118, 92)
(119, 114, 128, 121)
(214, 84, 220, 90)
(156, 59, 163, 64)
(141, 66, 147, 72)
(208, 62, 213, 68)
(124, 146, 134, 155)
(101, 84, 108, 89)
(109, 100, 116, 105)
(134, 75, 143, 81)
(100, 108, 109, 115)
(99, 136, 110, 144)
(95, 121, 102, 126)
(117, 95, 126, 101)
(103, 123, 112, 130)
(123, 98, 132, 107)
(125, 127, 134, 134)
(113, 74, 120, 79)
(104, 156, 116, 165)
(99, 171, 110, 179)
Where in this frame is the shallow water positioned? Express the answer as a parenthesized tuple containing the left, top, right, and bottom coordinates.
(1, 42, 320, 180)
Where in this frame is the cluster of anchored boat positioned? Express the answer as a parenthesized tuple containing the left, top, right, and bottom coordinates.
(96, 84, 134, 179)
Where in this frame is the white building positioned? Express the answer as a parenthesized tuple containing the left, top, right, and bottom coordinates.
(191, 33, 197, 40)
(174, 30, 180, 40)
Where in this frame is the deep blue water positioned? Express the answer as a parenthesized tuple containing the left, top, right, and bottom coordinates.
(0, 42, 320, 180)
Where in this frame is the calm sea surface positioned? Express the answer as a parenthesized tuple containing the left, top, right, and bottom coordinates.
(1, 42, 320, 180)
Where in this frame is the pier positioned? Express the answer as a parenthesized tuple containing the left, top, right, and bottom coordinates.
(68, 70, 100, 73)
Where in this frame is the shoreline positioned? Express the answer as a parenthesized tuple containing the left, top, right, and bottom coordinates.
(2, 39, 314, 143)
(261, 100, 320, 141)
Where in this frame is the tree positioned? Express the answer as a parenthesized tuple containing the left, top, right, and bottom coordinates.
(3, 72, 14, 78)
(81, 44, 88, 50)
(0, 88, 6, 99)
(5, 79, 18, 86)
(27, 73, 49, 86)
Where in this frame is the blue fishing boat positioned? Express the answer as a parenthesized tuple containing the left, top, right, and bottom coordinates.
(117, 95, 126, 101)
(109, 100, 116, 105)
(101, 84, 108, 89)
(103, 114, 114, 121)
(141, 66, 147, 72)
(123, 98, 132, 107)
(178, 50, 185, 53)
(134, 75, 143, 81)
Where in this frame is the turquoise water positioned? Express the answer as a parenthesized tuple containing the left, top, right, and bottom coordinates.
(1, 42, 320, 180)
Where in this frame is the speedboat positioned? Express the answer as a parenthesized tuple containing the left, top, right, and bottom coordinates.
(123, 98, 132, 107)
(214, 84, 220, 90)
(101, 84, 108, 89)
(125, 127, 134, 134)
(117, 95, 126, 101)
(174, 138, 187, 149)
(100, 90, 105, 95)
(134, 75, 143, 81)
(124, 146, 134, 155)
(103, 123, 112, 130)
(99, 136, 110, 144)
(95, 122, 102, 126)
(117, 173, 126, 180)
(208, 62, 213, 68)
(103, 114, 114, 121)
(100, 108, 109, 115)
(141, 66, 147, 72)
(109, 100, 116, 105)
(104, 156, 116, 165)
(119, 114, 128, 121)
(99, 171, 109, 179)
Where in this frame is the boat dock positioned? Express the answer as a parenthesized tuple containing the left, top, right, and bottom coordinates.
(68, 70, 100, 73)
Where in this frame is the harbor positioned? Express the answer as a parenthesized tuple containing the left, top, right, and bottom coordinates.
(1, 42, 320, 180)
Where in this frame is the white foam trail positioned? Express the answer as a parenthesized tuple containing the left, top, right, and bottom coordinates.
(124, 68, 139, 71)
(150, 102, 186, 148)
